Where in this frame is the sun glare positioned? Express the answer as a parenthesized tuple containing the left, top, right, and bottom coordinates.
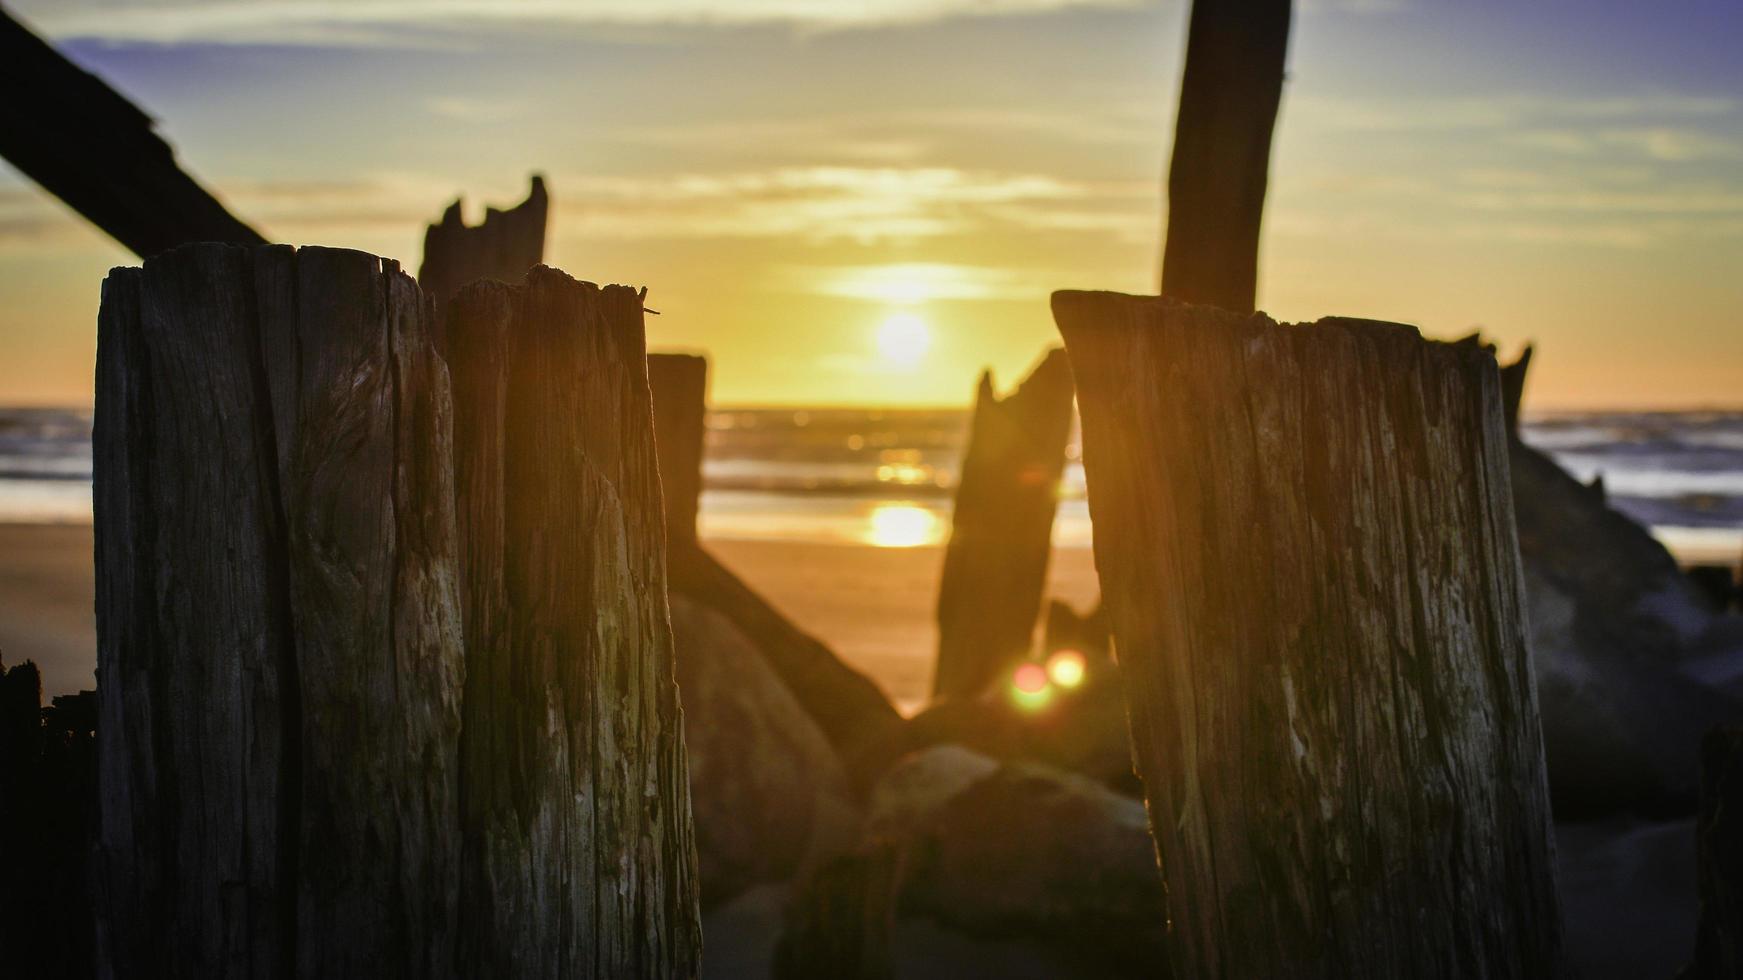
(865, 502, 940, 548)
(876, 312, 932, 367)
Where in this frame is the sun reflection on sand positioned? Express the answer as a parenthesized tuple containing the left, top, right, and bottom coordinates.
(864, 502, 940, 548)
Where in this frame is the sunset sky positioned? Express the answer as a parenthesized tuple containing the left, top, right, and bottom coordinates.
(2, 0, 1739, 408)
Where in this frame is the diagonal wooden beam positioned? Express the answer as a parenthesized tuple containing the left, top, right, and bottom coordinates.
(0, 8, 264, 257)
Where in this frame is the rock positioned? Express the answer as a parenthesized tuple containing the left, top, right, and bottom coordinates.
(672, 594, 861, 908)
(780, 747, 1168, 978)
(1512, 436, 1743, 818)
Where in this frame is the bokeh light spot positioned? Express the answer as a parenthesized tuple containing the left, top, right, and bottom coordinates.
(1047, 649, 1087, 689)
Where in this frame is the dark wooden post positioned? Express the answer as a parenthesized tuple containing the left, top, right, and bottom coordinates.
(445, 270, 701, 977)
(648, 353, 709, 549)
(1160, 0, 1291, 313)
(418, 176, 548, 306)
(644, 353, 902, 759)
(94, 244, 462, 976)
(932, 349, 1074, 703)
(0, 10, 265, 257)
(1686, 729, 1743, 979)
(1054, 291, 1564, 978)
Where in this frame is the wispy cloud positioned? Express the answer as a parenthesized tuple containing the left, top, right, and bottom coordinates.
(777, 261, 1060, 302)
(15, 0, 1144, 45)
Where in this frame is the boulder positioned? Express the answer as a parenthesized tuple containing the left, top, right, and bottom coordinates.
(671, 594, 861, 908)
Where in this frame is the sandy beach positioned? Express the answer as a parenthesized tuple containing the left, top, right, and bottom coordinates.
(0, 522, 1102, 709)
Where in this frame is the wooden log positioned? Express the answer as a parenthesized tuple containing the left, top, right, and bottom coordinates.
(417, 175, 548, 307)
(444, 268, 701, 977)
(94, 244, 462, 976)
(0, 11, 265, 257)
(1686, 729, 1743, 979)
(648, 353, 709, 549)
(1159, 0, 1291, 313)
(1053, 291, 1565, 978)
(931, 349, 1075, 703)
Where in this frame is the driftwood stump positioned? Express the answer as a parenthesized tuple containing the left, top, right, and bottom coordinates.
(932, 349, 1075, 703)
(1053, 291, 1564, 978)
(95, 246, 700, 977)
(95, 245, 462, 976)
(445, 269, 701, 977)
(418, 175, 548, 307)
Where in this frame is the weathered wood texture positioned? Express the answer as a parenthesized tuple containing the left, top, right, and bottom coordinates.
(648, 353, 709, 549)
(1686, 729, 1743, 979)
(1160, 0, 1290, 313)
(1054, 291, 1564, 978)
(445, 269, 701, 977)
(95, 244, 462, 977)
(643, 353, 902, 760)
(418, 175, 548, 307)
(0, 11, 265, 257)
(932, 349, 1075, 703)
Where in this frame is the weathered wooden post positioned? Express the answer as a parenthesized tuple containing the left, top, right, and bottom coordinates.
(1053, 291, 1564, 978)
(418, 175, 548, 307)
(648, 353, 709, 549)
(95, 244, 463, 976)
(445, 269, 701, 977)
(95, 246, 701, 978)
(931, 349, 1075, 703)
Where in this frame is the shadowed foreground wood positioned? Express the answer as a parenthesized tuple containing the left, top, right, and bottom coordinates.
(418, 175, 548, 308)
(95, 245, 460, 976)
(445, 269, 701, 977)
(1687, 729, 1743, 979)
(932, 348, 1074, 703)
(0, 10, 264, 257)
(1054, 291, 1564, 979)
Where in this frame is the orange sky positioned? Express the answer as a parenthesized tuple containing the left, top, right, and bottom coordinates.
(1, 0, 1739, 409)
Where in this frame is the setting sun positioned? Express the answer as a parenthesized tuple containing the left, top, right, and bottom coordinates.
(875, 312, 932, 368)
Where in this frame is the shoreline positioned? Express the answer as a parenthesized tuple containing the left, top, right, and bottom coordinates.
(0, 522, 1102, 707)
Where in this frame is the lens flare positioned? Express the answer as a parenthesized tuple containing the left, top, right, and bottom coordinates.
(1010, 661, 1052, 711)
(1046, 649, 1087, 689)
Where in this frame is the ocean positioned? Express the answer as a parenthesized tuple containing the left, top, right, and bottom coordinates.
(4, 405, 1742, 564)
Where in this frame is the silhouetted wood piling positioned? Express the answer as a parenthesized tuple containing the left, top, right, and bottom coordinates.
(445, 269, 701, 977)
(1054, 291, 1564, 978)
(648, 352, 709, 549)
(418, 176, 548, 307)
(0, 11, 264, 257)
(1159, 0, 1290, 312)
(646, 354, 903, 760)
(932, 349, 1074, 703)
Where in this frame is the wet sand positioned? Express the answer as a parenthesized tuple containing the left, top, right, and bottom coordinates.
(0, 522, 1100, 710)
